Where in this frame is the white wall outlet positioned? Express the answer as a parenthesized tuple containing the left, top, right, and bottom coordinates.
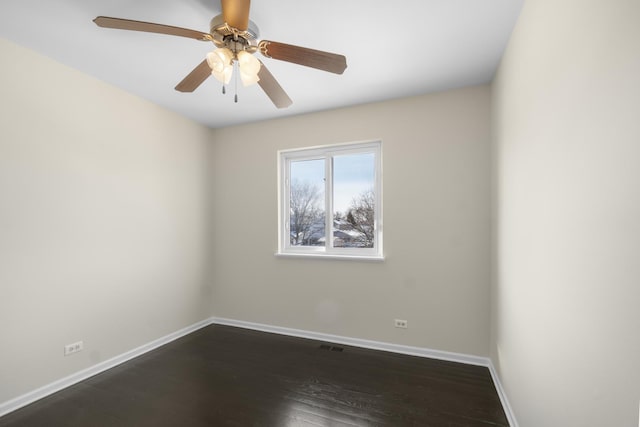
(64, 341, 84, 356)
(394, 319, 408, 329)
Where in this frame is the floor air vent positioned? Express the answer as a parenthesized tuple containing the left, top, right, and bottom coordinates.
(319, 344, 344, 352)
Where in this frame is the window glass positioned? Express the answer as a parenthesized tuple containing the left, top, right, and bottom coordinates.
(289, 159, 325, 247)
(332, 153, 375, 248)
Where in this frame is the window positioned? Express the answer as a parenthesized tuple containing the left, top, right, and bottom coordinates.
(278, 141, 382, 260)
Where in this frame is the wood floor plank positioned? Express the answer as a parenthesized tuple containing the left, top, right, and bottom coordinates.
(0, 325, 509, 426)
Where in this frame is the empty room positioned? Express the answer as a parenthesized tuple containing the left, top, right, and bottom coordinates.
(1, 0, 639, 426)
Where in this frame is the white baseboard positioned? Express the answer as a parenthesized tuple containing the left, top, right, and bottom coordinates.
(1, 316, 518, 427)
(212, 317, 518, 427)
(212, 317, 489, 366)
(0, 318, 214, 418)
(487, 360, 519, 427)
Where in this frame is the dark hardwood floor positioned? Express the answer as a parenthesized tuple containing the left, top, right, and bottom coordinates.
(0, 325, 509, 426)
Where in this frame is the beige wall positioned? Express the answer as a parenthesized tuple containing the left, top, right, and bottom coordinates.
(491, 0, 640, 425)
(0, 37, 493, 409)
(0, 38, 215, 403)
(211, 86, 492, 356)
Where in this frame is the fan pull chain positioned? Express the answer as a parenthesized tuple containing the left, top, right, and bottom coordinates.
(234, 61, 239, 103)
(222, 85, 226, 95)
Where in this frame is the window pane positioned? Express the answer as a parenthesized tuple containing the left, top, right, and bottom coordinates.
(332, 153, 375, 248)
(289, 159, 326, 247)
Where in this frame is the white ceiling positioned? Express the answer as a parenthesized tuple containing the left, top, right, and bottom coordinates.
(0, 0, 523, 129)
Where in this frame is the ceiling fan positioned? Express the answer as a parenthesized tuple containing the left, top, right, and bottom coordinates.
(93, 0, 347, 109)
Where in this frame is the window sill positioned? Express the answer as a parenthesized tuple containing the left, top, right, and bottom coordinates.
(275, 252, 385, 262)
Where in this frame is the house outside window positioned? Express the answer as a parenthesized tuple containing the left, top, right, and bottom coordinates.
(278, 141, 383, 260)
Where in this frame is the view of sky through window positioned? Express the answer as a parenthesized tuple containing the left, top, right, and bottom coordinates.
(333, 153, 375, 214)
(289, 154, 375, 213)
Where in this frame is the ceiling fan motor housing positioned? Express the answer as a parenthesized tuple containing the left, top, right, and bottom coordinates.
(209, 14, 260, 54)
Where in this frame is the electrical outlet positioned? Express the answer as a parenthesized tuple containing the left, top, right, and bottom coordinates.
(64, 341, 83, 356)
(394, 319, 408, 329)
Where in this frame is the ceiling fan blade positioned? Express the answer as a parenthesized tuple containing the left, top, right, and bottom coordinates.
(257, 61, 292, 109)
(259, 41, 347, 75)
(175, 59, 212, 92)
(221, 0, 251, 31)
(93, 16, 212, 41)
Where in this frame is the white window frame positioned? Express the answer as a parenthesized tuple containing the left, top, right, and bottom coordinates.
(277, 140, 383, 261)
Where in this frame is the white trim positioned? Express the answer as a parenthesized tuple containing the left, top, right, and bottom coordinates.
(278, 140, 383, 259)
(211, 317, 518, 426)
(277, 139, 383, 156)
(274, 252, 385, 262)
(488, 361, 519, 427)
(0, 318, 214, 418)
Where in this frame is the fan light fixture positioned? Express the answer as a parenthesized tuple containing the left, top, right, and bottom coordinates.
(237, 51, 261, 86)
(206, 48, 260, 87)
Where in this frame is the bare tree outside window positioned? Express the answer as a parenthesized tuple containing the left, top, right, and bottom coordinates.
(332, 190, 375, 248)
(345, 189, 375, 248)
(289, 179, 325, 246)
